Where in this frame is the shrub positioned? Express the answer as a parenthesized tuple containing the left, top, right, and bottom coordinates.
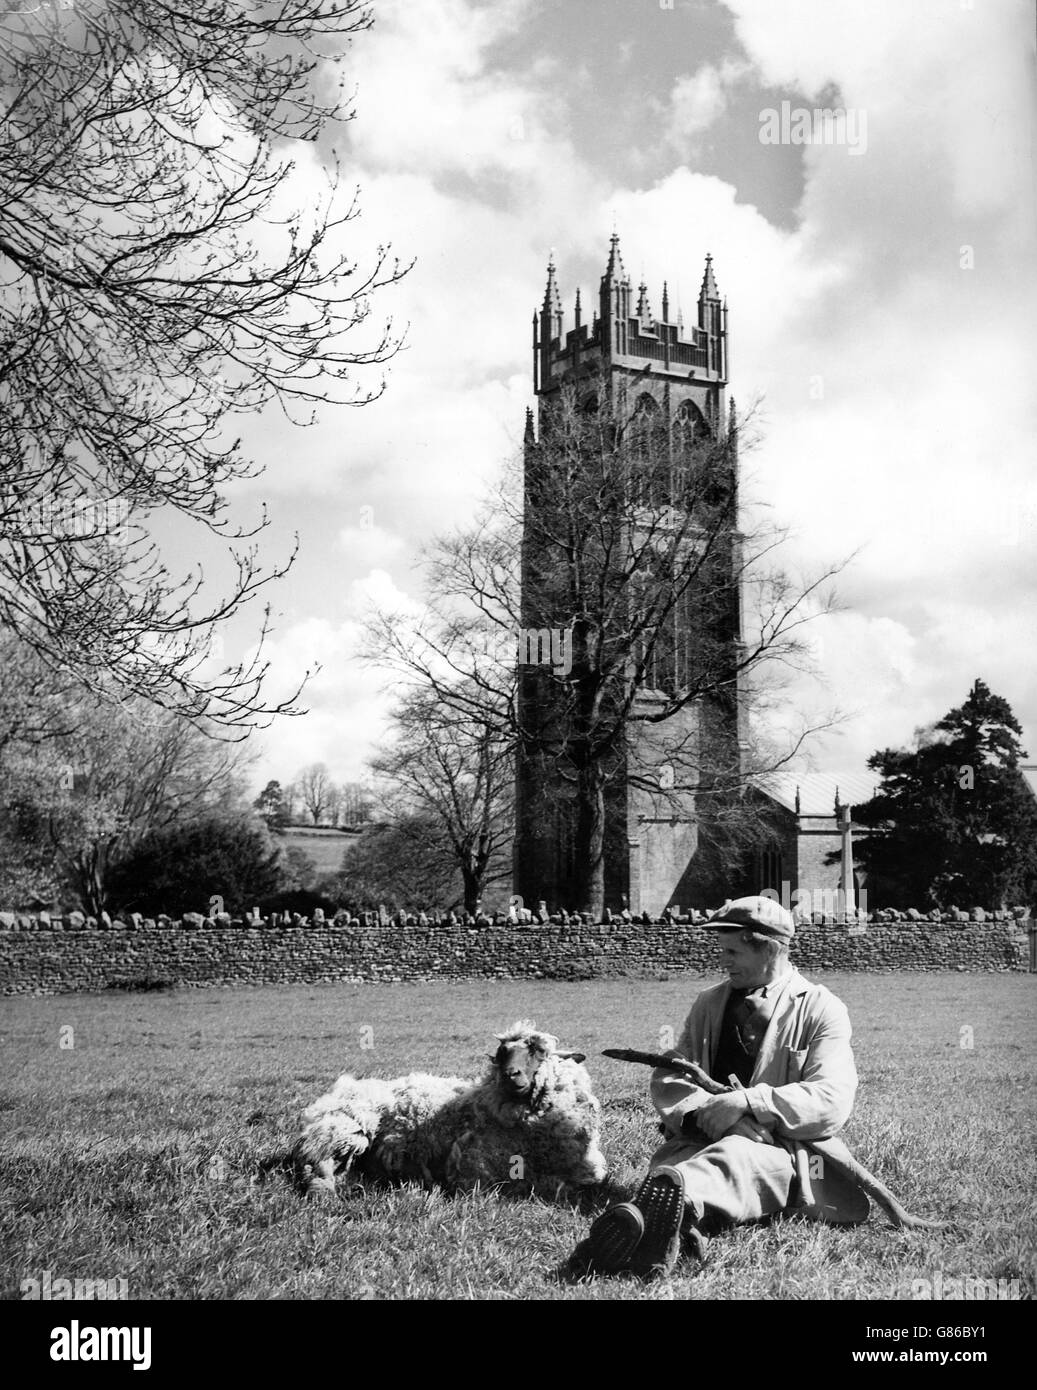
(106, 813, 282, 918)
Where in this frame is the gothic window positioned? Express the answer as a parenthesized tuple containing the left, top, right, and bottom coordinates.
(631, 554, 683, 697)
(674, 398, 709, 440)
(672, 399, 710, 502)
(629, 392, 665, 506)
(758, 846, 783, 897)
(672, 579, 693, 693)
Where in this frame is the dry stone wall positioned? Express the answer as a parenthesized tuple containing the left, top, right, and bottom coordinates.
(0, 914, 1029, 994)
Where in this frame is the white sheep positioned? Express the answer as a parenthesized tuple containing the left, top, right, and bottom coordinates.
(292, 1020, 607, 1201)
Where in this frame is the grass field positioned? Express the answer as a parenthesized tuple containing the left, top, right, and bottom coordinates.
(1, 973, 1035, 1301)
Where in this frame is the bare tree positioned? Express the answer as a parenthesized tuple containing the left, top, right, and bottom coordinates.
(368, 381, 843, 915)
(323, 781, 343, 827)
(282, 780, 302, 825)
(338, 780, 374, 826)
(296, 761, 333, 825)
(371, 690, 514, 914)
(0, 0, 406, 730)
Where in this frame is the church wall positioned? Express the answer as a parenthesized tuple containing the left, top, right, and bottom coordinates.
(795, 819, 848, 896)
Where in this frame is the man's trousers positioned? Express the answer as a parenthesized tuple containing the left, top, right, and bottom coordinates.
(649, 1133, 796, 1227)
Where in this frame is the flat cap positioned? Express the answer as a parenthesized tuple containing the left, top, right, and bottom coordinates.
(704, 894, 795, 941)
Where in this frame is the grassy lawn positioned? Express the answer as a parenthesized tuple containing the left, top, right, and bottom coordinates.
(1, 972, 1034, 1301)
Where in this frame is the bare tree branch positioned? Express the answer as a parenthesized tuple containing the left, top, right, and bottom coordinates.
(0, 0, 408, 730)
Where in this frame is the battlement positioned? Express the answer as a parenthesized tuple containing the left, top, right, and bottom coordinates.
(533, 235, 728, 395)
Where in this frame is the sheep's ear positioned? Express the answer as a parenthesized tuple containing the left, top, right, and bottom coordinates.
(556, 1050, 586, 1064)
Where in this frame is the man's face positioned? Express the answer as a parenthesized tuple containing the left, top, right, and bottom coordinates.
(717, 931, 770, 989)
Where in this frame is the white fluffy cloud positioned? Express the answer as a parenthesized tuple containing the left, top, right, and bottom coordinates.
(666, 59, 749, 144)
(249, 570, 420, 786)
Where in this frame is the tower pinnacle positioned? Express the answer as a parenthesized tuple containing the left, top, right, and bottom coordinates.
(604, 231, 626, 282)
(636, 278, 652, 323)
(543, 253, 562, 315)
(699, 252, 720, 302)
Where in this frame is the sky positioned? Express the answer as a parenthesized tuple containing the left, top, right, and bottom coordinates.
(217, 0, 1037, 799)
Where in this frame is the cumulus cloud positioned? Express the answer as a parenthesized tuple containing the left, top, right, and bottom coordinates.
(338, 520, 406, 572)
(666, 59, 750, 145)
(248, 570, 420, 786)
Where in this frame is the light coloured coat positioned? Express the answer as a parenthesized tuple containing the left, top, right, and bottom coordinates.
(651, 967, 862, 1221)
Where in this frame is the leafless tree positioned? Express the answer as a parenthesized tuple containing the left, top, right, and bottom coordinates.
(296, 760, 333, 824)
(370, 690, 514, 914)
(0, 0, 406, 731)
(323, 781, 343, 827)
(338, 780, 374, 826)
(368, 380, 843, 915)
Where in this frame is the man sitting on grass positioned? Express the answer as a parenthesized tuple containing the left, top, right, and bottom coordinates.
(570, 894, 861, 1280)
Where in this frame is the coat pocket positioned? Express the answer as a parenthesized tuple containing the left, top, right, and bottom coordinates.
(786, 1048, 808, 1083)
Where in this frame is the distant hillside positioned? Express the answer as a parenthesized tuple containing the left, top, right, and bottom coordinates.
(275, 824, 364, 877)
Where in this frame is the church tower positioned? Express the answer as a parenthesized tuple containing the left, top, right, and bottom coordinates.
(515, 236, 744, 915)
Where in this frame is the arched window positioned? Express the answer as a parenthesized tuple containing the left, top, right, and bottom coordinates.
(628, 393, 665, 506)
(758, 845, 783, 896)
(671, 400, 712, 503)
(673, 399, 709, 445)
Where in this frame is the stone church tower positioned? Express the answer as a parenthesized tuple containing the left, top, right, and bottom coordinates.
(514, 235, 744, 915)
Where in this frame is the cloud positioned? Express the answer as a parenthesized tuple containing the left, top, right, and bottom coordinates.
(666, 59, 750, 145)
(247, 570, 421, 787)
(345, 0, 567, 183)
(338, 521, 406, 571)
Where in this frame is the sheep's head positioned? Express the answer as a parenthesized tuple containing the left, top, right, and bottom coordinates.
(491, 1021, 586, 1106)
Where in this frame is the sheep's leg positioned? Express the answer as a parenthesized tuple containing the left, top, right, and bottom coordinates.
(443, 1131, 477, 1190)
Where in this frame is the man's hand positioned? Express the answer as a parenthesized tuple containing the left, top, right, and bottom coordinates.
(726, 1116, 775, 1145)
(695, 1091, 751, 1140)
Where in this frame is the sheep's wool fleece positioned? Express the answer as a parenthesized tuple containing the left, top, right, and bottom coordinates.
(293, 1023, 606, 1198)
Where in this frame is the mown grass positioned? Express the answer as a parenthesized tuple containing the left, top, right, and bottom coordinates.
(1, 973, 1034, 1300)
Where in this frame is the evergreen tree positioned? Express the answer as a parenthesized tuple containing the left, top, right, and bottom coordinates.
(854, 680, 1037, 908)
(254, 781, 289, 830)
